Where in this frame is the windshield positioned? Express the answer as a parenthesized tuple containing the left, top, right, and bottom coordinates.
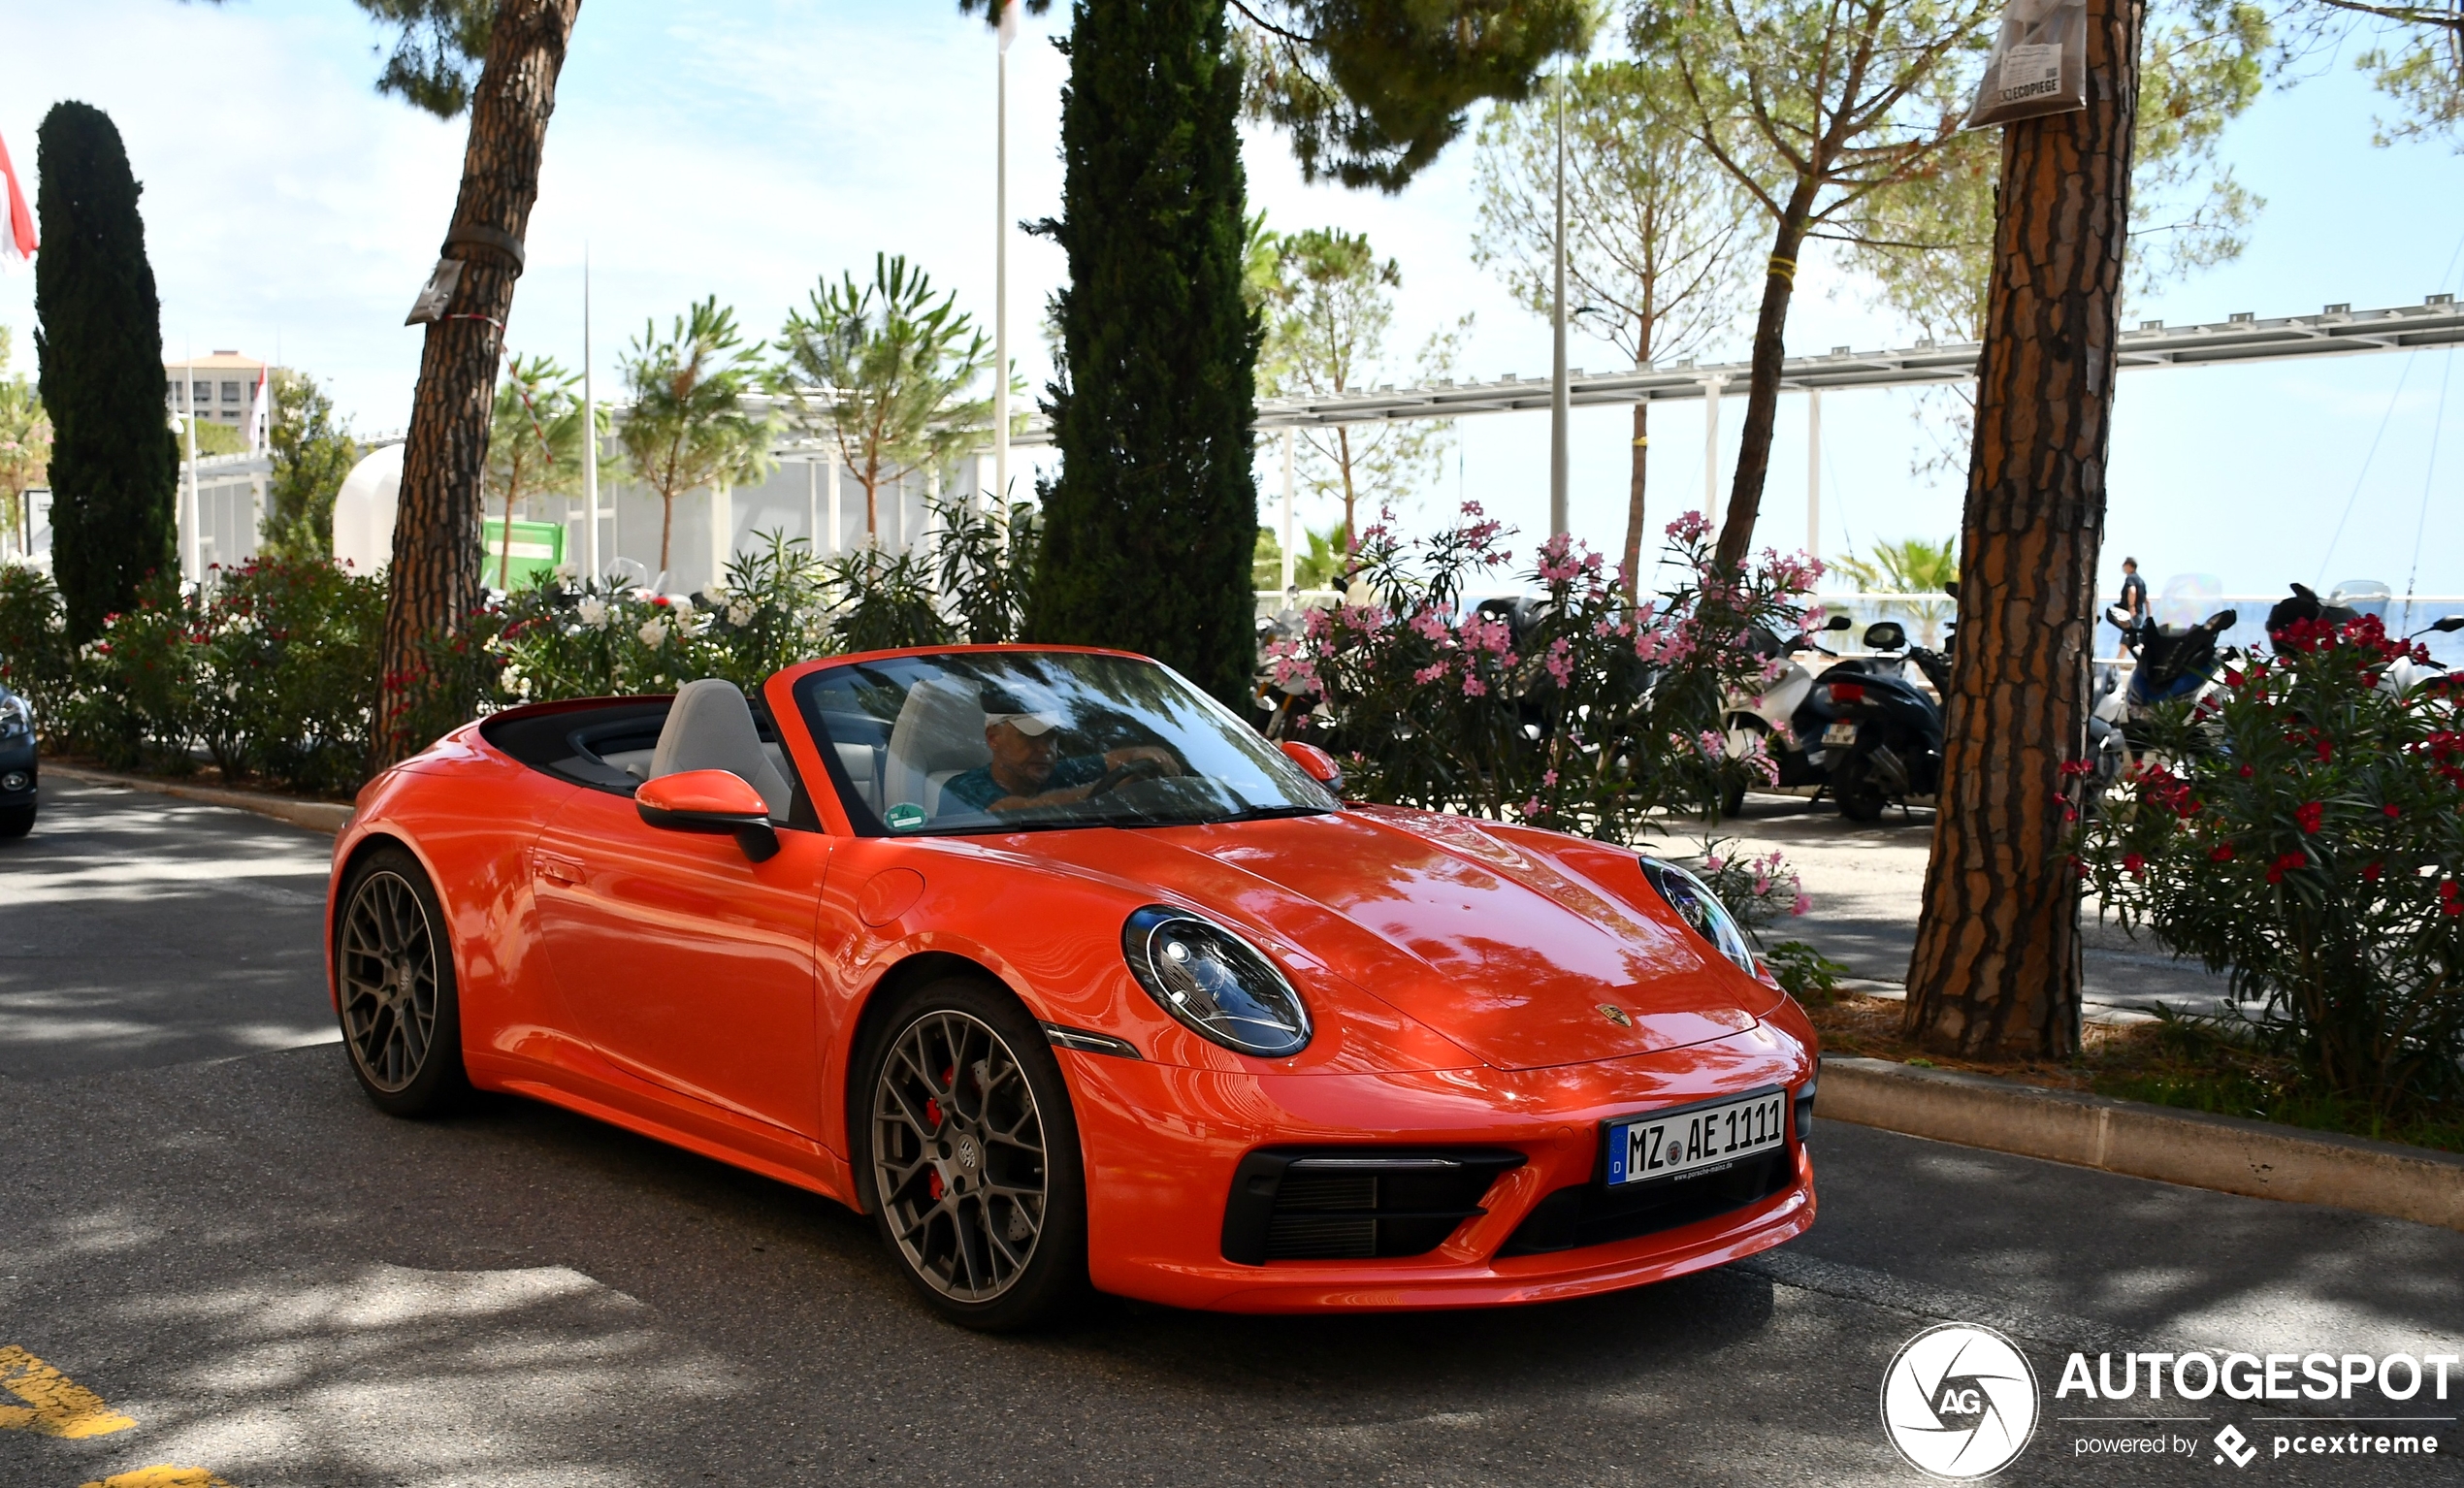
(794, 650, 1339, 837)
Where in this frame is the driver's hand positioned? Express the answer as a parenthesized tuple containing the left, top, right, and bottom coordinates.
(1106, 745, 1182, 776)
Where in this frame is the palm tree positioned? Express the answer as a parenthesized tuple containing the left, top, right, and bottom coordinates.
(772, 254, 990, 546)
(617, 299, 776, 579)
(485, 353, 594, 588)
(1832, 535, 1958, 644)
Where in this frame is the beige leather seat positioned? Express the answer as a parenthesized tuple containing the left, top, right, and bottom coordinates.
(647, 679, 794, 821)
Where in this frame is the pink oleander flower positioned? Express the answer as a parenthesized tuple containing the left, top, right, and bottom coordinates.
(1791, 893, 1811, 917)
(1541, 769, 1559, 787)
(1463, 675, 1488, 697)
(1412, 662, 1448, 684)
(1544, 637, 1573, 685)
(1666, 510, 1713, 542)
(1704, 855, 1726, 873)
(1409, 607, 1449, 641)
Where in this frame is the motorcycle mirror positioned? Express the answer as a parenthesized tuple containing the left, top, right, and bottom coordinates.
(2106, 604, 2134, 628)
(2206, 608, 2239, 632)
(2431, 616, 2464, 634)
(1943, 579, 1961, 600)
(1825, 614, 1853, 631)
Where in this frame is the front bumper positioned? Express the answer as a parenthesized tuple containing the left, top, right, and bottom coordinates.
(1060, 1019, 1817, 1312)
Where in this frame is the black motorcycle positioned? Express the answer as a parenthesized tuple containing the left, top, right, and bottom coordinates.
(1795, 620, 1950, 823)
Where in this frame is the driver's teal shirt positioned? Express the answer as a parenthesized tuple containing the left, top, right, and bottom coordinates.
(938, 755, 1106, 813)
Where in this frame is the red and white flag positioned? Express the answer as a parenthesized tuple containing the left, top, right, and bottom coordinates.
(0, 128, 35, 266)
(248, 361, 272, 455)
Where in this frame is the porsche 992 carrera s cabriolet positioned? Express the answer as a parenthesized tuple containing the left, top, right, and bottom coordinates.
(328, 645, 1817, 1329)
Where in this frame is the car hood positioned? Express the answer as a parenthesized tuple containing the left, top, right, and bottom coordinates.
(1021, 807, 1768, 1071)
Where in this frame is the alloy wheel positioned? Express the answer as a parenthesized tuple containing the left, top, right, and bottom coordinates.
(339, 869, 440, 1093)
(872, 1009, 1050, 1303)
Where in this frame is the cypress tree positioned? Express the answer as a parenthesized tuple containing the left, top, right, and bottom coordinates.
(1031, 0, 1260, 705)
(34, 102, 178, 643)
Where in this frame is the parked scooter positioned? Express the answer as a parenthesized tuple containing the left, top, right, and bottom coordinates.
(2265, 580, 2464, 695)
(1796, 620, 1949, 823)
(2107, 601, 2239, 753)
(1720, 613, 1856, 816)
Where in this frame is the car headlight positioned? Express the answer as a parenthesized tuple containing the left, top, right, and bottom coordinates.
(0, 694, 28, 736)
(1121, 905, 1313, 1058)
(1639, 857, 1759, 978)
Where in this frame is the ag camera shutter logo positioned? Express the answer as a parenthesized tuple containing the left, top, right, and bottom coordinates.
(1881, 1323, 2042, 1478)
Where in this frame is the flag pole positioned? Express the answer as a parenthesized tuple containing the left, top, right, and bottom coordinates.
(994, 0, 1014, 520)
(582, 244, 600, 584)
(181, 345, 200, 582)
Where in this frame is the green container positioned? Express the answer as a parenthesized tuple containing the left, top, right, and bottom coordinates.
(482, 518, 567, 590)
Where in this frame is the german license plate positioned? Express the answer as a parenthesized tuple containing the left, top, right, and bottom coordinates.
(1822, 722, 1859, 747)
(1605, 1088, 1788, 1187)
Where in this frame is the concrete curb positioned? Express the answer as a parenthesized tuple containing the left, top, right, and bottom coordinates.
(1821, 1054, 2464, 1232)
(46, 762, 355, 835)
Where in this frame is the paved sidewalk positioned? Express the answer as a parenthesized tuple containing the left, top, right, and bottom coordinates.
(1712, 793, 2239, 1025)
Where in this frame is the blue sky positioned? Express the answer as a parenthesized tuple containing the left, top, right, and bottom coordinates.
(2, 0, 2458, 601)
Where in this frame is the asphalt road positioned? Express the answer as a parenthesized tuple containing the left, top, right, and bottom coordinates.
(3, 778, 2458, 1488)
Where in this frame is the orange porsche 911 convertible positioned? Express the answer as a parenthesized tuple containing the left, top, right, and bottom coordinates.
(328, 645, 1818, 1329)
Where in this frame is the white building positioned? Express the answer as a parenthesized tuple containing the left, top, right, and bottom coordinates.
(163, 351, 274, 437)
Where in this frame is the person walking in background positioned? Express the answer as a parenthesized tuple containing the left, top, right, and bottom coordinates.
(2114, 557, 2149, 657)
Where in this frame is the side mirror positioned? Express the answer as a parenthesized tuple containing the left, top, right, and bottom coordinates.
(636, 769, 780, 862)
(2106, 604, 2135, 629)
(1943, 579, 1961, 600)
(2432, 616, 2464, 634)
(1824, 614, 1853, 631)
(1863, 621, 1907, 651)
(2206, 608, 2239, 632)
(1280, 739, 1345, 792)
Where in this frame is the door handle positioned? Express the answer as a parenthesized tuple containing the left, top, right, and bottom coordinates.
(533, 850, 584, 886)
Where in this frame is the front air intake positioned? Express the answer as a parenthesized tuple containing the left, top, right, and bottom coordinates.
(1220, 1149, 1525, 1265)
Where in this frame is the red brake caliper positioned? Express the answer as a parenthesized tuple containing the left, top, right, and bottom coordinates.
(924, 1064, 956, 1200)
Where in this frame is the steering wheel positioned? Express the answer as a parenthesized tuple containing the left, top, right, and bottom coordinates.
(1087, 756, 1170, 797)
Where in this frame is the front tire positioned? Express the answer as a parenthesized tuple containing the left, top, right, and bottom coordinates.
(857, 976, 1090, 1332)
(334, 846, 469, 1116)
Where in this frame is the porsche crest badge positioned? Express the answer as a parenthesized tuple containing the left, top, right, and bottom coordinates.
(1597, 1004, 1633, 1027)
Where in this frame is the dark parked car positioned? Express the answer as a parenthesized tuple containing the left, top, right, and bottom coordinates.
(0, 682, 35, 837)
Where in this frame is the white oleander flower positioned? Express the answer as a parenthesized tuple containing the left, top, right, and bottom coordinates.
(637, 617, 668, 648)
(728, 601, 754, 627)
(553, 562, 577, 581)
(666, 594, 695, 620)
(576, 597, 608, 629)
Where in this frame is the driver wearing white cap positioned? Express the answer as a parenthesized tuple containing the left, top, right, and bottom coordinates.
(937, 687, 1181, 815)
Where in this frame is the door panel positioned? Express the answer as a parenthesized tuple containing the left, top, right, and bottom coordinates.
(533, 787, 830, 1137)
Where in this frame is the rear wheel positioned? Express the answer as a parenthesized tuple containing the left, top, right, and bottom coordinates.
(1832, 753, 1889, 824)
(858, 976, 1089, 1331)
(334, 846, 469, 1116)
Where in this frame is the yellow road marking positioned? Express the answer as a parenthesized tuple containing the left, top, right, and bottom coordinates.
(0, 1345, 138, 1438)
(79, 1470, 237, 1488)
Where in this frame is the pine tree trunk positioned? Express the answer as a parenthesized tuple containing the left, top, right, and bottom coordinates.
(374, 0, 579, 765)
(1712, 209, 1807, 573)
(1903, 0, 2144, 1058)
(1621, 400, 1650, 596)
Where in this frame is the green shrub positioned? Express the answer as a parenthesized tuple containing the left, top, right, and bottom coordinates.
(2073, 612, 2464, 1116)
(0, 565, 75, 729)
(1264, 507, 1819, 840)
